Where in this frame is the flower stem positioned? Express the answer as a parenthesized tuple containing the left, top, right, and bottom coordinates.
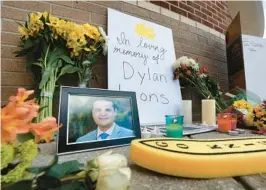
(60, 175, 84, 182)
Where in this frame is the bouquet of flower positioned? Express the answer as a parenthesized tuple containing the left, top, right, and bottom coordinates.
(227, 99, 253, 126)
(173, 56, 226, 112)
(227, 99, 266, 134)
(16, 12, 107, 122)
(1, 88, 61, 184)
(246, 100, 266, 134)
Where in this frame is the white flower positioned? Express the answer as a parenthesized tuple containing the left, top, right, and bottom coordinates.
(172, 56, 189, 70)
(199, 73, 207, 78)
(189, 58, 199, 71)
(98, 26, 108, 55)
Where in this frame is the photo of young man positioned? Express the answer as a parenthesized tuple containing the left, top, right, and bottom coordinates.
(76, 99, 134, 142)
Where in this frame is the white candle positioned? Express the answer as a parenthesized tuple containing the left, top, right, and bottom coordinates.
(181, 100, 192, 124)
(202, 99, 216, 126)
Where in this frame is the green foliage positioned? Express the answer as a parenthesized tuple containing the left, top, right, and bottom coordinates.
(47, 161, 84, 179)
(37, 175, 61, 189)
(26, 155, 58, 174)
(1, 144, 15, 170)
(58, 181, 88, 190)
(17, 133, 35, 144)
(2, 180, 32, 190)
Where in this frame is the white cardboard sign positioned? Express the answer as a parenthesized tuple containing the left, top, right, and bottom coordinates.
(107, 9, 182, 125)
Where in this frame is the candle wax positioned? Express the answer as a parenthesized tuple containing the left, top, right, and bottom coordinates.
(166, 124, 183, 138)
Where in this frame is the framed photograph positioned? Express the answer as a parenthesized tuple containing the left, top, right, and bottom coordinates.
(57, 86, 141, 155)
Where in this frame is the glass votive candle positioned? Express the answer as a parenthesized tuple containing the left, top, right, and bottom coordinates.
(165, 115, 184, 138)
(217, 113, 237, 132)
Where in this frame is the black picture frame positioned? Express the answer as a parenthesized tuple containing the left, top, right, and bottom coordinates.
(57, 86, 141, 155)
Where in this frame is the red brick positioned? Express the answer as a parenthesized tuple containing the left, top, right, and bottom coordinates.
(90, 77, 106, 88)
(2, 19, 22, 33)
(2, 72, 33, 86)
(1, 6, 27, 21)
(167, 1, 178, 6)
(188, 13, 201, 23)
(207, 4, 217, 14)
(93, 65, 107, 76)
(187, 1, 200, 10)
(73, 1, 107, 15)
(91, 13, 107, 26)
(194, 1, 206, 8)
(179, 1, 194, 14)
(150, 1, 170, 9)
(3, 1, 50, 12)
(219, 22, 228, 30)
(1, 32, 21, 46)
(216, 1, 225, 11)
(1, 87, 19, 102)
(213, 14, 223, 23)
(170, 5, 187, 17)
(201, 7, 212, 17)
(207, 16, 218, 26)
(214, 26, 223, 33)
(1, 45, 24, 59)
(195, 10, 207, 20)
(217, 12, 226, 21)
(221, 1, 228, 8)
(1, 59, 27, 72)
(212, 4, 221, 13)
(51, 4, 90, 22)
(201, 19, 213, 29)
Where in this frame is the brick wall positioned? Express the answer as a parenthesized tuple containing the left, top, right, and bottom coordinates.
(151, 1, 232, 34)
(1, 1, 229, 121)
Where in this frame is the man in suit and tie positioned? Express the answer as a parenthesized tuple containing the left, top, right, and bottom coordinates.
(76, 99, 134, 142)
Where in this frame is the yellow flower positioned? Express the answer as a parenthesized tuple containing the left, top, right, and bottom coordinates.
(18, 26, 29, 39)
(90, 45, 97, 52)
(84, 47, 91, 52)
(244, 112, 254, 126)
(246, 103, 253, 112)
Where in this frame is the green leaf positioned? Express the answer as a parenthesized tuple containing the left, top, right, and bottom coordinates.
(24, 38, 34, 49)
(31, 62, 43, 68)
(47, 160, 84, 179)
(17, 132, 35, 143)
(47, 51, 60, 66)
(2, 180, 32, 190)
(37, 175, 61, 189)
(39, 67, 52, 89)
(60, 55, 75, 65)
(27, 156, 58, 174)
(57, 59, 63, 69)
(15, 48, 30, 57)
(58, 65, 81, 78)
(59, 181, 87, 190)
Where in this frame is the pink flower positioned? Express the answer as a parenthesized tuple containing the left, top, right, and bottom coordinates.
(186, 70, 191, 76)
(181, 64, 187, 69)
(201, 66, 208, 73)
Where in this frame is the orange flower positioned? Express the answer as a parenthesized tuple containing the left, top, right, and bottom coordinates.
(1, 88, 39, 143)
(9, 88, 34, 105)
(31, 117, 62, 143)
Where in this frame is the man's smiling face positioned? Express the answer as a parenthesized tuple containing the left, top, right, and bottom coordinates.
(92, 100, 117, 129)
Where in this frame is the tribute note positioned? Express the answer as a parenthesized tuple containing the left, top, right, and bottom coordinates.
(108, 9, 182, 125)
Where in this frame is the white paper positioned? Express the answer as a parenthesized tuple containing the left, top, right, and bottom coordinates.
(107, 9, 182, 125)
